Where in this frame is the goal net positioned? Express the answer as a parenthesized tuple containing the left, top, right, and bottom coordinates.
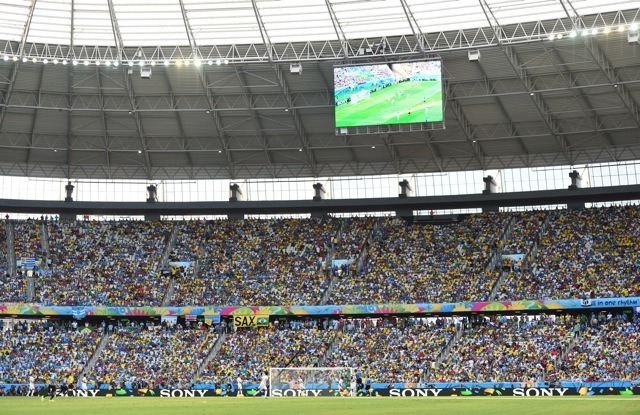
(350, 89, 370, 105)
(269, 367, 353, 397)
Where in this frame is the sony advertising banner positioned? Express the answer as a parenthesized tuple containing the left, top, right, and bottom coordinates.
(66, 385, 640, 398)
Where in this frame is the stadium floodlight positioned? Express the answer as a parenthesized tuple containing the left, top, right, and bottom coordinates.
(32, 57, 37, 63)
(105, 60, 111, 66)
(140, 66, 152, 79)
(194, 59, 202, 66)
(62, 59, 68, 65)
(12, 56, 18, 61)
(164, 60, 170, 66)
(207, 60, 213, 65)
(128, 60, 134, 67)
(95, 60, 100, 65)
(2, 55, 8, 61)
(581, 29, 589, 36)
(53, 59, 58, 64)
(22, 57, 27, 62)
(631, 23, 639, 31)
(72, 60, 78, 66)
(224, 59, 229, 64)
(216, 59, 221, 65)
(468, 49, 480, 61)
(83, 60, 90, 66)
(569, 30, 577, 37)
(290, 63, 302, 74)
(603, 26, 611, 34)
(150, 61, 156, 66)
(113, 61, 120, 67)
(548, 34, 555, 41)
(557, 33, 563, 39)
(591, 28, 598, 35)
(43, 59, 48, 64)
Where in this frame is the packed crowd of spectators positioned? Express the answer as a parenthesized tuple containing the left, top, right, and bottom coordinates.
(198, 320, 335, 387)
(324, 317, 455, 384)
(171, 218, 339, 306)
(331, 217, 377, 264)
(0, 222, 26, 302)
(0, 319, 100, 385)
(552, 312, 640, 382)
(12, 219, 42, 263)
(168, 220, 205, 264)
(37, 220, 173, 306)
(433, 315, 573, 383)
(0, 221, 6, 275)
(90, 322, 217, 389)
(502, 211, 547, 256)
(328, 214, 506, 304)
(1, 206, 637, 307)
(498, 206, 640, 300)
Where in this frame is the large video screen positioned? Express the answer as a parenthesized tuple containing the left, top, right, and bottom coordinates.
(334, 60, 443, 128)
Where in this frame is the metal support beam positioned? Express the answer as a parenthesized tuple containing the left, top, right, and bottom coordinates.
(95, 66, 112, 179)
(251, 0, 318, 177)
(0, 0, 38, 132)
(234, 65, 276, 178)
(25, 63, 45, 165)
(107, 0, 152, 178)
(560, 0, 640, 128)
(479, 0, 573, 165)
(178, 0, 235, 179)
(163, 70, 195, 176)
(542, 42, 617, 161)
(2, 9, 637, 63)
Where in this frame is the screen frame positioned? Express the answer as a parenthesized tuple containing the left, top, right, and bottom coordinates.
(333, 59, 444, 132)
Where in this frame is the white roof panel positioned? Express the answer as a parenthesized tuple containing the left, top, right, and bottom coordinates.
(1, 0, 638, 47)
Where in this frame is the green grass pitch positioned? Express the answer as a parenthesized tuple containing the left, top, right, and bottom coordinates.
(335, 81, 443, 127)
(3, 396, 639, 415)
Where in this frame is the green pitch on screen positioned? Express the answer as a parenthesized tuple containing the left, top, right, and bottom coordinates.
(335, 81, 443, 128)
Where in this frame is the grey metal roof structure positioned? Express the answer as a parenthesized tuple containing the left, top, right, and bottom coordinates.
(0, 0, 639, 180)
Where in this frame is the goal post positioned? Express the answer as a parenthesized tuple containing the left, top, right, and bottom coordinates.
(350, 89, 370, 105)
(269, 367, 353, 397)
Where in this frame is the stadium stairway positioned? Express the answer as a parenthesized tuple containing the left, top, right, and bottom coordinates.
(161, 278, 175, 306)
(192, 332, 226, 385)
(6, 221, 16, 277)
(78, 330, 111, 388)
(40, 220, 50, 265)
(486, 215, 515, 301)
(429, 325, 464, 380)
(193, 220, 213, 280)
(160, 223, 179, 306)
(311, 328, 342, 368)
(319, 226, 340, 305)
(521, 210, 554, 271)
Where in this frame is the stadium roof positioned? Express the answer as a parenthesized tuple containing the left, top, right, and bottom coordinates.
(0, 0, 639, 180)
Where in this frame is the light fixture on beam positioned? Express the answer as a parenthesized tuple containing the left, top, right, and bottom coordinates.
(290, 63, 302, 74)
(140, 66, 152, 79)
(468, 49, 480, 61)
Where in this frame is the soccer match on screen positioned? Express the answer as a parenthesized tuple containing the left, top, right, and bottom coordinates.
(334, 60, 443, 128)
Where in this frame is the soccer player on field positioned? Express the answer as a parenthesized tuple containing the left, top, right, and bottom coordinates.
(27, 376, 36, 397)
(257, 371, 269, 398)
(236, 374, 243, 397)
(41, 381, 56, 401)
